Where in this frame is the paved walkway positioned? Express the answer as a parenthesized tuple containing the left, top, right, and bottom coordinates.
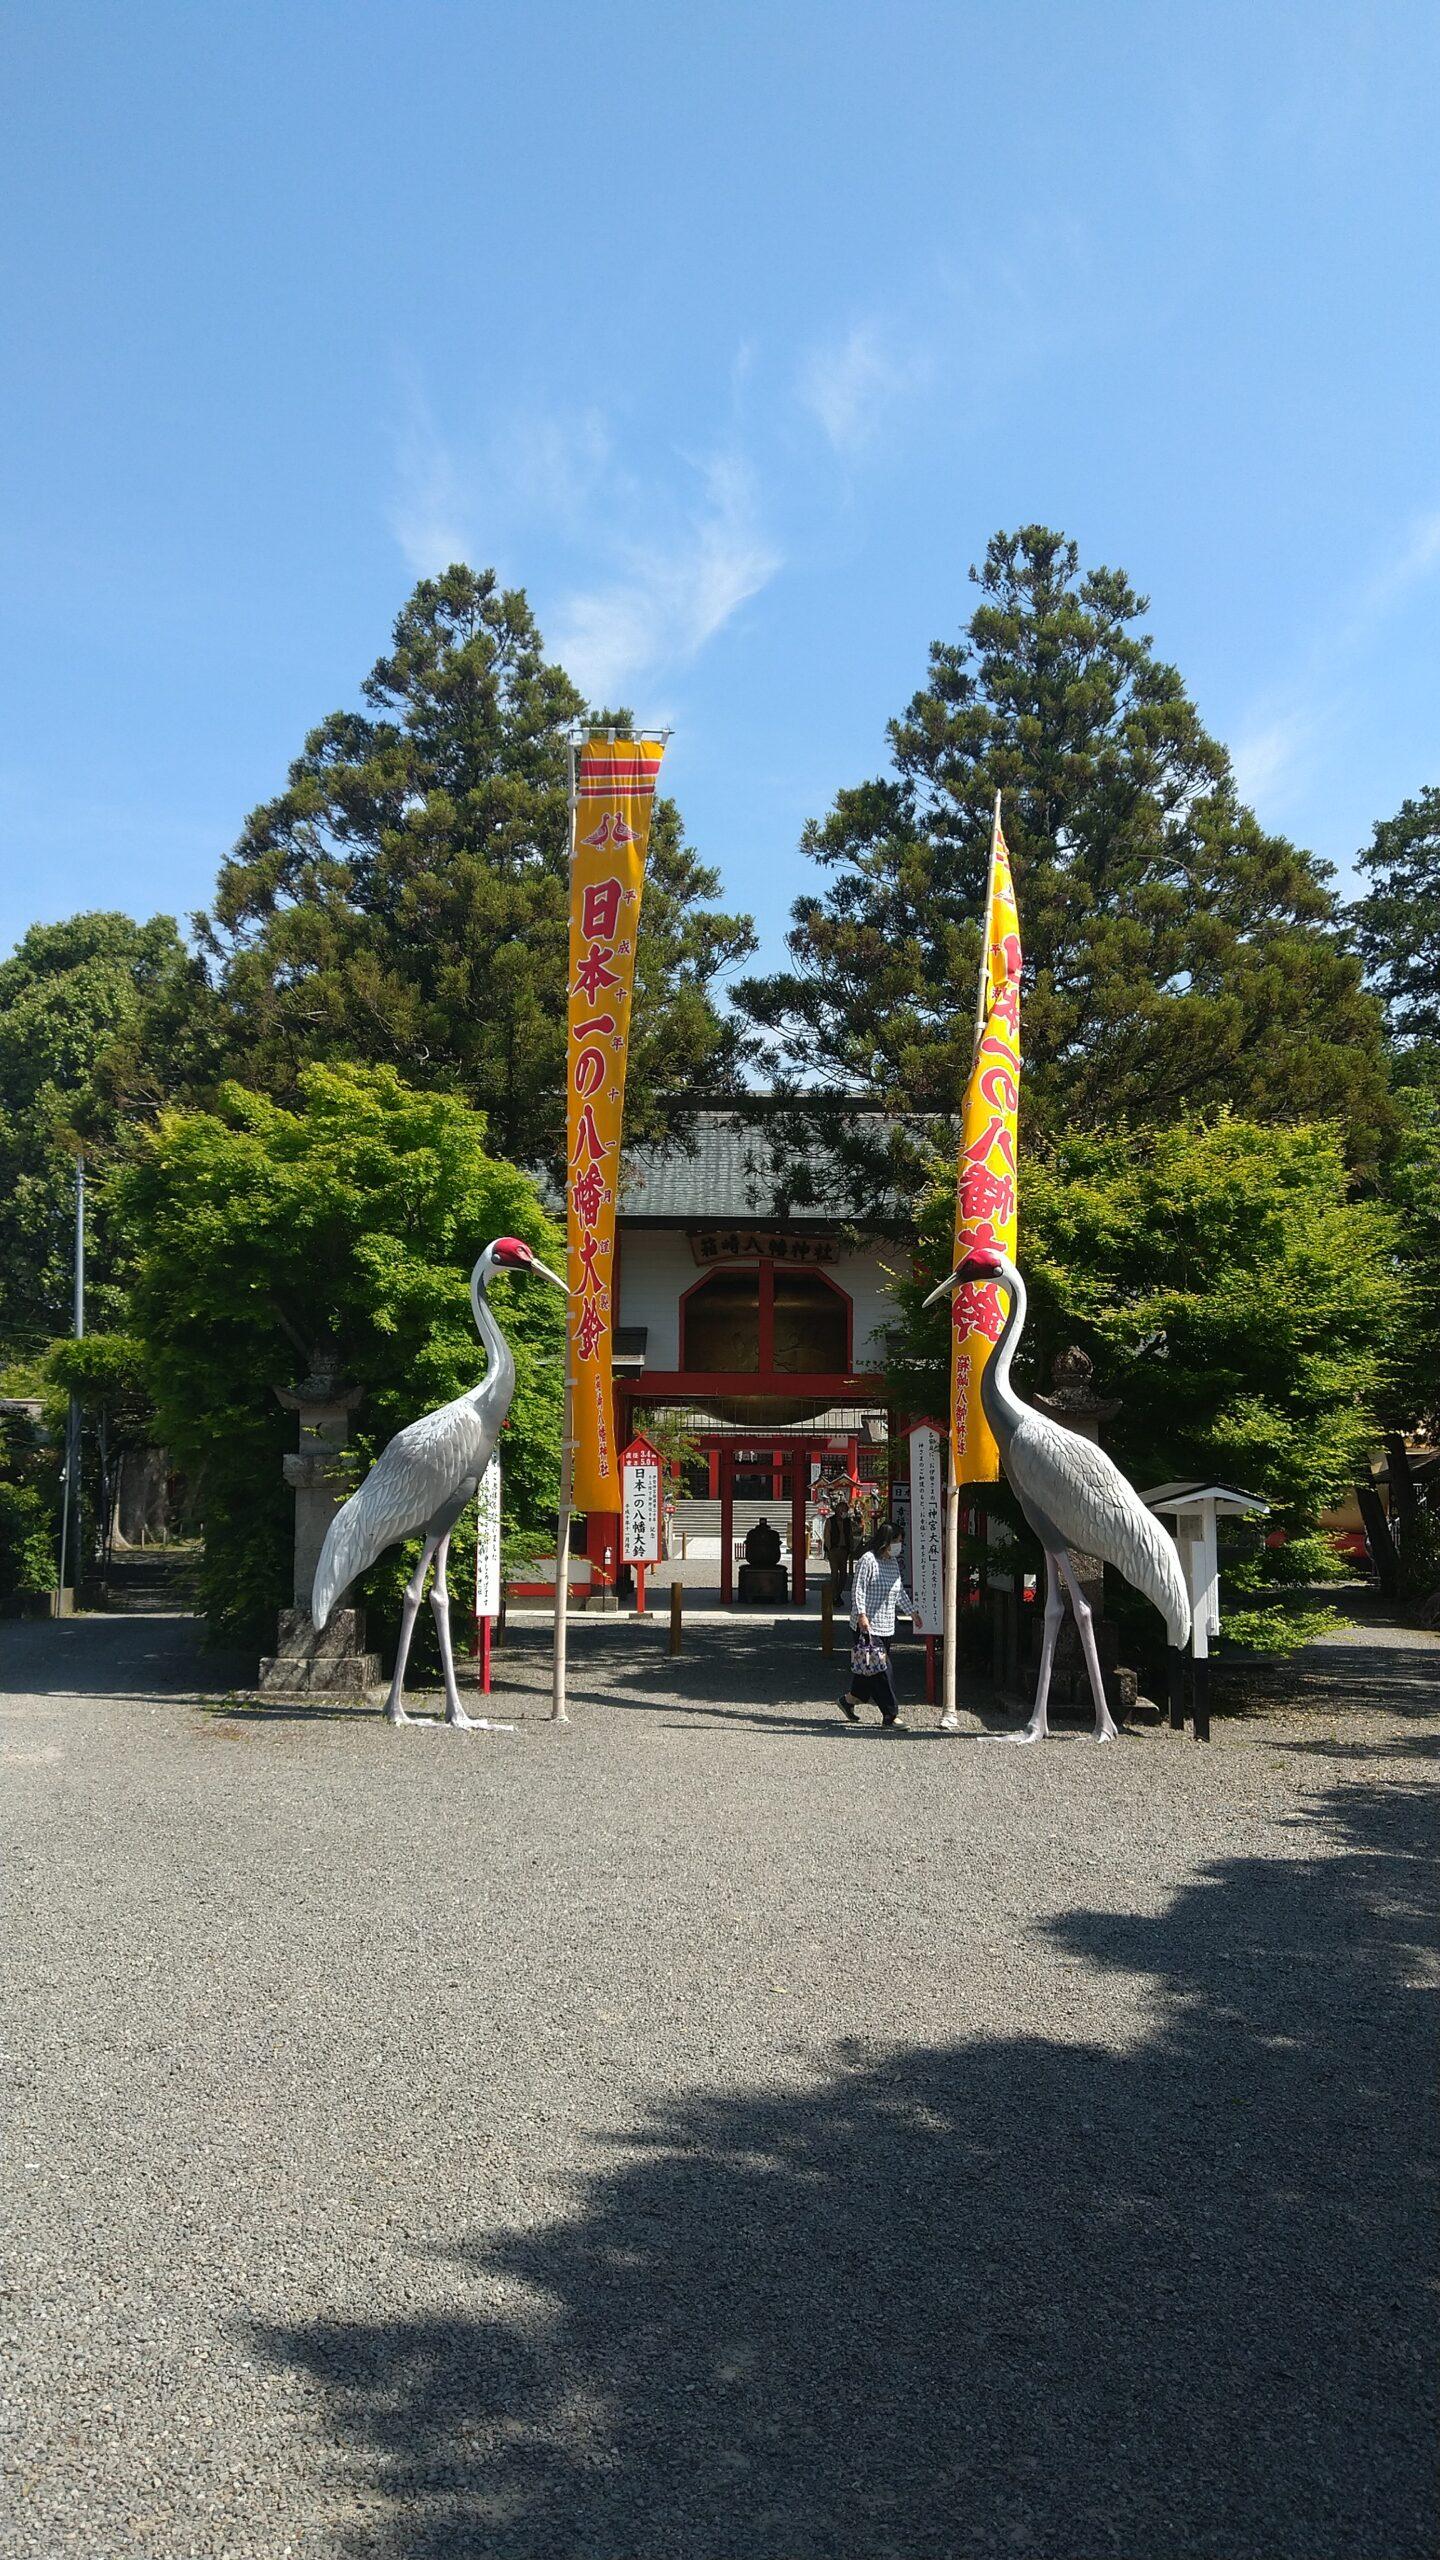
(3, 1605, 1437, 2559)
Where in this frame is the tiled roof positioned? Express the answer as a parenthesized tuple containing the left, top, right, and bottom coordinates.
(619, 1113, 843, 1223)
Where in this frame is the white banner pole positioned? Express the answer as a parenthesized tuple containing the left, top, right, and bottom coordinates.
(941, 791, 1003, 1733)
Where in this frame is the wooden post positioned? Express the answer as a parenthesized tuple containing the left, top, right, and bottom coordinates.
(478, 1615, 492, 1695)
(925, 1634, 937, 1703)
(1168, 1648, 1187, 1733)
(635, 1562, 648, 1616)
(1192, 1654, 1211, 1744)
(669, 1576, 683, 1656)
(820, 1583, 833, 1654)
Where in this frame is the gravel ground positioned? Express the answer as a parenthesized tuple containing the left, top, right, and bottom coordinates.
(2, 1602, 1437, 2560)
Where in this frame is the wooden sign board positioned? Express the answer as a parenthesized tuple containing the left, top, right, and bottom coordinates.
(474, 1451, 502, 1619)
(620, 1434, 662, 1566)
(906, 1421, 946, 1637)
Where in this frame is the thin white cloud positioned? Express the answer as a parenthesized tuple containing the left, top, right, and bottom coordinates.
(1231, 707, 1321, 807)
(1232, 506, 1440, 816)
(504, 407, 613, 530)
(797, 320, 931, 456)
(386, 375, 779, 703)
(390, 391, 470, 577)
(550, 453, 780, 705)
(1349, 508, 1440, 633)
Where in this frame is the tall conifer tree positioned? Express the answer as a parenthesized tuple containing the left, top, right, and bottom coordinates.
(202, 566, 755, 1169)
(737, 528, 1387, 1203)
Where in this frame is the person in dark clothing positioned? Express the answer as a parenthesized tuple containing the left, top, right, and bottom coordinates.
(823, 1500, 854, 1597)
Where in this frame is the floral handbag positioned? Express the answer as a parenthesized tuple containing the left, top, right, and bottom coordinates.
(852, 1631, 888, 1678)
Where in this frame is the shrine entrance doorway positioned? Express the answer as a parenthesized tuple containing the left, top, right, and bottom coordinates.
(614, 1399, 893, 1607)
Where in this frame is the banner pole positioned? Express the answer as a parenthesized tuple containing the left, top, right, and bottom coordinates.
(940, 1470, 961, 1729)
(551, 1381, 573, 1723)
(942, 794, 1003, 1732)
(551, 734, 580, 1726)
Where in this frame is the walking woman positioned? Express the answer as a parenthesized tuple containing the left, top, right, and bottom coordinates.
(838, 1520, 913, 1727)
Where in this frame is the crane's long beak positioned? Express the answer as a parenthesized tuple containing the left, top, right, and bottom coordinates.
(923, 1253, 1001, 1308)
(532, 1258, 569, 1294)
(922, 1264, 965, 1309)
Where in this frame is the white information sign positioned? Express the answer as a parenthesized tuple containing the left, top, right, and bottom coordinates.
(621, 1437, 662, 1565)
(474, 1451, 502, 1619)
(907, 1422, 946, 1637)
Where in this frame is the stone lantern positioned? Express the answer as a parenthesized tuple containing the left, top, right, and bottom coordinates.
(257, 1346, 380, 1697)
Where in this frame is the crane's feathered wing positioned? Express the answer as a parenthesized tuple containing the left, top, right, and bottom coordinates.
(311, 1395, 490, 1630)
(1005, 1413, 1191, 1647)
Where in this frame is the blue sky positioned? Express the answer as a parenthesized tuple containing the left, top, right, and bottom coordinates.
(3, 0, 1437, 973)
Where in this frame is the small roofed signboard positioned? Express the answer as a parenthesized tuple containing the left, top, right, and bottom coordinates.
(621, 1434, 662, 1566)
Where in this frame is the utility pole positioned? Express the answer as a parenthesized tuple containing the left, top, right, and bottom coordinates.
(56, 1160, 85, 1611)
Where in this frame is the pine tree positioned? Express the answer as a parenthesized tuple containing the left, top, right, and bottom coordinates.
(736, 528, 1388, 1204)
(202, 566, 755, 1169)
(1353, 782, 1440, 1050)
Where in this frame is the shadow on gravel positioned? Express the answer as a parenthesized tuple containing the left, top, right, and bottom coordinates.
(0, 1610, 251, 1701)
(542, 1618, 1011, 1737)
(1260, 1632, 1440, 1723)
(260, 1747, 1439, 2560)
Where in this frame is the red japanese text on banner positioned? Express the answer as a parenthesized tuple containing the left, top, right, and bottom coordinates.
(949, 810, 1021, 1481)
(566, 736, 666, 1511)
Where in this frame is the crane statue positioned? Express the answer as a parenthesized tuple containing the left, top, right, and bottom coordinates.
(312, 1236, 567, 1728)
(924, 1250, 1190, 1742)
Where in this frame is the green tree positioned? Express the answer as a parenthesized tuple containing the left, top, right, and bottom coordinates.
(1380, 1083, 1440, 1439)
(0, 1394, 57, 1599)
(1353, 783, 1440, 1050)
(737, 528, 1389, 1204)
(117, 1064, 565, 1644)
(0, 912, 215, 1351)
(1350, 789, 1440, 1444)
(202, 565, 755, 1168)
(889, 1117, 1399, 1527)
(47, 1332, 160, 1579)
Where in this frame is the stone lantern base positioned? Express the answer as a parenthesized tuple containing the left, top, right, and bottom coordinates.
(257, 1607, 381, 1698)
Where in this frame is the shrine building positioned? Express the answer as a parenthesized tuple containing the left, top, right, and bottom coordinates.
(585, 1107, 913, 1602)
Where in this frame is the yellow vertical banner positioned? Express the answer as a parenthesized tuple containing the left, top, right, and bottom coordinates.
(949, 807, 1022, 1481)
(567, 734, 666, 1513)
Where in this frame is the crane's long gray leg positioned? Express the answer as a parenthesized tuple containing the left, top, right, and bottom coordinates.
(386, 1534, 438, 1726)
(1056, 1550, 1119, 1742)
(1016, 1553, 1065, 1745)
(431, 1532, 481, 1731)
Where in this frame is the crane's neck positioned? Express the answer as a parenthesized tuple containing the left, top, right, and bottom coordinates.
(978, 1253, 1028, 1446)
(469, 1263, 516, 1413)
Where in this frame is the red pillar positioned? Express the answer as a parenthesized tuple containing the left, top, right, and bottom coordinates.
(790, 1457, 806, 1607)
(719, 1448, 734, 1604)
